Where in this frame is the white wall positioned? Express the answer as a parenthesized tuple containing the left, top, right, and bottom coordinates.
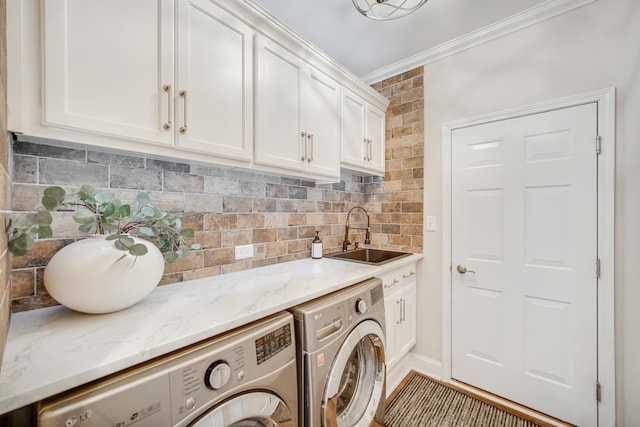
(418, 0, 640, 424)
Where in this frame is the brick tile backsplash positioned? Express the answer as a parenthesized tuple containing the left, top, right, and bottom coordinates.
(8, 66, 424, 313)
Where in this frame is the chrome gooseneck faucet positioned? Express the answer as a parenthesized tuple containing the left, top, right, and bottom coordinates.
(343, 205, 371, 251)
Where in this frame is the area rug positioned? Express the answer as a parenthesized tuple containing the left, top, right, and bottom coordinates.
(384, 372, 540, 427)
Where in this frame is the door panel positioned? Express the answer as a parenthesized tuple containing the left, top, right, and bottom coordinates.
(451, 103, 597, 426)
(43, 0, 174, 145)
(176, 0, 253, 161)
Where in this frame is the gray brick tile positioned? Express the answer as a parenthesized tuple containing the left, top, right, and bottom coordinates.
(164, 172, 204, 193)
(147, 158, 190, 173)
(13, 155, 37, 183)
(239, 181, 266, 197)
(110, 166, 161, 190)
(266, 184, 288, 198)
(288, 186, 307, 200)
(185, 194, 223, 213)
(253, 198, 278, 212)
(223, 196, 253, 213)
(87, 151, 145, 168)
(205, 176, 238, 195)
(40, 158, 108, 187)
(13, 140, 86, 161)
(190, 164, 228, 177)
(277, 199, 299, 212)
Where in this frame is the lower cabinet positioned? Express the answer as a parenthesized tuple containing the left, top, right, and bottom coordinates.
(381, 263, 417, 371)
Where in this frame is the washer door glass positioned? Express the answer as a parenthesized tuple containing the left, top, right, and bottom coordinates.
(189, 391, 292, 427)
(323, 320, 386, 427)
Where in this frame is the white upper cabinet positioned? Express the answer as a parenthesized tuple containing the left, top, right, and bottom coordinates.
(42, 0, 175, 147)
(341, 87, 386, 176)
(255, 35, 340, 181)
(175, 0, 253, 161)
(41, 0, 253, 162)
(8, 0, 387, 180)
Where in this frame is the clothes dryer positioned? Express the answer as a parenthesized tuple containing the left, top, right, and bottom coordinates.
(38, 312, 297, 427)
(290, 278, 386, 427)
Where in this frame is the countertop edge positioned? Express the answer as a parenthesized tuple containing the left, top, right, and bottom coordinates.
(0, 254, 423, 414)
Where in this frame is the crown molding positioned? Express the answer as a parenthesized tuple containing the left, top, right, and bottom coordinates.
(361, 0, 597, 84)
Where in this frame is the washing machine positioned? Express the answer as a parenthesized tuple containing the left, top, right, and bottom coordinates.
(37, 311, 298, 427)
(290, 277, 386, 427)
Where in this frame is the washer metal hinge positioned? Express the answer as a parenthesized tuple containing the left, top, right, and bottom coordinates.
(596, 136, 602, 154)
(596, 382, 602, 402)
(596, 258, 601, 279)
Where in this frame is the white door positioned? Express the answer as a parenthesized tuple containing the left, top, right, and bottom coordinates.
(176, 0, 253, 161)
(43, 0, 174, 146)
(451, 104, 598, 426)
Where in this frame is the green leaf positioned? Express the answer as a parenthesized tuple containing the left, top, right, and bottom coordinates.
(101, 202, 116, 217)
(141, 206, 155, 218)
(105, 234, 122, 241)
(94, 191, 115, 204)
(136, 192, 151, 205)
(78, 223, 93, 233)
(129, 244, 148, 256)
(43, 186, 66, 203)
(32, 210, 53, 226)
(41, 195, 61, 211)
(138, 227, 155, 236)
(119, 236, 135, 247)
(163, 252, 178, 264)
(37, 225, 53, 238)
(8, 233, 35, 256)
(180, 228, 195, 238)
(72, 209, 95, 225)
(114, 239, 127, 251)
(76, 184, 97, 202)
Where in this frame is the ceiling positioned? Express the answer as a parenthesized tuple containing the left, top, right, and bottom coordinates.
(253, 0, 548, 78)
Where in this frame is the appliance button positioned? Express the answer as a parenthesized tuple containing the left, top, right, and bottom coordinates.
(65, 416, 78, 427)
(185, 397, 197, 410)
(355, 298, 367, 314)
(237, 370, 246, 382)
(205, 361, 232, 390)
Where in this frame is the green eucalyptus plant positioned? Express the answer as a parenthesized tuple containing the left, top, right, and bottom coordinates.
(6, 184, 200, 263)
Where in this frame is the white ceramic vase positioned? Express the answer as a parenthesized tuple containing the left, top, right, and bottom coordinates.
(44, 235, 165, 314)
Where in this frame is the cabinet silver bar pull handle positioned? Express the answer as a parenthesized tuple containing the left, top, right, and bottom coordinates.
(301, 132, 307, 161)
(179, 90, 188, 134)
(368, 139, 373, 161)
(308, 134, 314, 163)
(162, 84, 172, 130)
(396, 300, 402, 324)
(363, 138, 368, 161)
(401, 299, 406, 322)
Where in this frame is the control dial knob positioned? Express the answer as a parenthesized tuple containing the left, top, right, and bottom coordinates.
(205, 360, 231, 390)
(355, 298, 368, 314)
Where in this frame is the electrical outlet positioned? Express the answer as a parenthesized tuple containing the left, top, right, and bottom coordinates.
(235, 244, 254, 260)
(425, 216, 437, 232)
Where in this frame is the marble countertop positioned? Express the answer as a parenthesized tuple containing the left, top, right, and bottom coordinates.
(0, 254, 422, 414)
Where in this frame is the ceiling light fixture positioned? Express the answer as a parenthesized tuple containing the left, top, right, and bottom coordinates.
(352, 0, 427, 21)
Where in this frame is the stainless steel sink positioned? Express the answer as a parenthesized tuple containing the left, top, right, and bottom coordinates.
(325, 248, 411, 265)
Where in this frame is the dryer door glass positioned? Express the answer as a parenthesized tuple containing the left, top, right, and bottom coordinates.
(323, 320, 386, 427)
(189, 391, 292, 427)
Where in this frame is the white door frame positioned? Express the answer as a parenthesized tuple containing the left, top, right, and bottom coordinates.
(441, 87, 616, 427)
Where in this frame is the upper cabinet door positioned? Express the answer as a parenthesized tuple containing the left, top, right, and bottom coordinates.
(176, 0, 254, 161)
(254, 35, 305, 172)
(341, 89, 367, 168)
(303, 67, 341, 179)
(340, 87, 386, 176)
(366, 105, 386, 174)
(43, 0, 175, 146)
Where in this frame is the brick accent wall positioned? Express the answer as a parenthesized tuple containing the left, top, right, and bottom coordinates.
(8, 66, 424, 313)
(1, 0, 12, 366)
(370, 66, 424, 252)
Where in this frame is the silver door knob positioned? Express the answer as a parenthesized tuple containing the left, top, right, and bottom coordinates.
(457, 265, 476, 274)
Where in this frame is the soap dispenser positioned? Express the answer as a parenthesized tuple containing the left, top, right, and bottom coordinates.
(312, 231, 323, 259)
